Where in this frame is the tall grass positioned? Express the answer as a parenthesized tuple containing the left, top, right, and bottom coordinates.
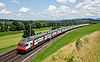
(31, 23, 100, 62)
(43, 31, 100, 62)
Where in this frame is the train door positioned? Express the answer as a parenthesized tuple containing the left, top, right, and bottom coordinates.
(32, 39, 34, 48)
(43, 35, 46, 41)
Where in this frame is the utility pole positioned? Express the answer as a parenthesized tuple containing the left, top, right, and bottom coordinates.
(30, 24, 31, 36)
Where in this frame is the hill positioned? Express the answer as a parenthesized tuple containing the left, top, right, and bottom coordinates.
(43, 31, 100, 62)
(31, 23, 100, 62)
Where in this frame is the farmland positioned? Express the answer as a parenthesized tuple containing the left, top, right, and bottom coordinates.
(31, 23, 100, 62)
(0, 27, 51, 54)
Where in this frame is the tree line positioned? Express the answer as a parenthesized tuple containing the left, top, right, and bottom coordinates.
(0, 19, 98, 38)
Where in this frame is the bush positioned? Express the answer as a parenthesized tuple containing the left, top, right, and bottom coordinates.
(75, 39, 83, 50)
(64, 54, 75, 62)
(51, 26, 61, 30)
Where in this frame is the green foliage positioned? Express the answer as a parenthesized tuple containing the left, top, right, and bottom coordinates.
(65, 54, 75, 62)
(51, 26, 61, 30)
(22, 24, 35, 38)
(12, 21, 24, 31)
(9, 24, 16, 31)
(75, 39, 83, 50)
(0, 22, 9, 32)
(0, 21, 24, 32)
(36, 22, 42, 28)
(22, 30, 35, 38)
(36, 32, 42, 34)
(83, 37, 89, 43)
(0, 19, 99, 32)
(22, 30, 30, 38)
(52, 55, 57, 61)
(76, 36, 89, 50)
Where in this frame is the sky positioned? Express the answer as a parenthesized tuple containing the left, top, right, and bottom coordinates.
(0, 0, 100, 20)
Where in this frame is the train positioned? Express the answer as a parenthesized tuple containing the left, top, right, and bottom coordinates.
(16, 24, 89, 52)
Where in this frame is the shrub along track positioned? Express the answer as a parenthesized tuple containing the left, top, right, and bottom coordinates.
(0, 26, 87, 62)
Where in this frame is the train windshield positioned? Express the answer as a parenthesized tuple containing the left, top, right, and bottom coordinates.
(18, 43, 28, 47)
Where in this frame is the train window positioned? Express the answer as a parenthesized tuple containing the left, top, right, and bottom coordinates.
(20, 38, 31, 42)
(18, 43, 28, 47)
(35, 39, 38, 42)
(30, 43, 33, 45)
(26, 44, 28, 46)
(38, 37, 43, 42)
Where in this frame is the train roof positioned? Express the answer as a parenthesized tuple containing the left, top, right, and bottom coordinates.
(29, 27, 63, 40)
(29, 32, 47, 39)
(20, 38, 31, 42)
(59, 26, 70, 29)
(47, 29, 59, 33)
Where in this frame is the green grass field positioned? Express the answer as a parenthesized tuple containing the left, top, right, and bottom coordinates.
(0, 27, 51, 54)
(0, 31, 22, 37)
(31, 23, 100, 62)
(0, 27, 52, 37)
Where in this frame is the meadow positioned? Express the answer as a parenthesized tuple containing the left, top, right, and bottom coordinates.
(31, 23, 100, 62)
(0, 27, 51, 54)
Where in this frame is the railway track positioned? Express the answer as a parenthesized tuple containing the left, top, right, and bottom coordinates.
(0, 26, 86, 62)
(0, 38, 56, 62)
(0, 49, 18, 62)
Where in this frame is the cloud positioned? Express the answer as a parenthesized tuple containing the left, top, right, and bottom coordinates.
(57, 0, 67, 3)
(57, 0, 76, 4)
(11, 0, 19, 3)
(68, 0, 76, 3)
(0, 2, 6, 10)
(73, 0, 100, 18)
(48, 5, 56, 12)
(0, 9, 11, 14)
(0, 0, 100, 20)
(48, 5, 70, 14)
(47, 0, 100, 19)
(19, 7, 30, 13)
(0, 2, 12, 15)
(60, 5, 70, 10)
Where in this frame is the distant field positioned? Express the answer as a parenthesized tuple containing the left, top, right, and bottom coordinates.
(0, 31, 22, 37)
(0, 27, 51, 54)
(31, 23, 100, 62)
(0, 27, 52, 37)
